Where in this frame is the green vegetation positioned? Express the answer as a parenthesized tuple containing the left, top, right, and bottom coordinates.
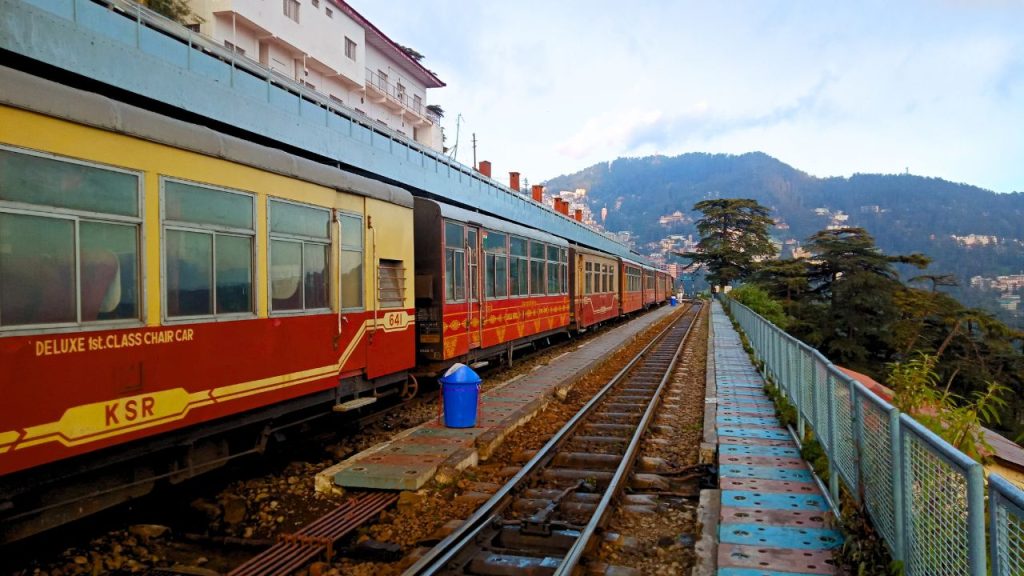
(139, 0, 200, 24)
(730, 284, 789, 329)
(678, 198, 776, 291)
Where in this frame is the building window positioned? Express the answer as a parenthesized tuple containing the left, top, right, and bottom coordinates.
(311, 0, 319, 7)
(345, 37, 356, 60)
(339, 213, 363, 310)
(396, 82, 406, 102)
(509, 236, 528, 297)
(224, 41, 245, 56)
(378, 260, 405, 309)
(413, 94, 422, 112)
(284, 0, 300, 23)
(185, 23, 200, 32)
(269, 199, 330, 312)
(444, 221, 465, 302)
(163, 179, 254, 318)
(326, 7, 333, 17)
(529, 241, 545, 296)
(483, 231, 507, 299)
(0, 147, 141, 328)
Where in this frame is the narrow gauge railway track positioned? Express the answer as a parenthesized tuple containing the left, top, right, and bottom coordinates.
(405, 303, 702, 576)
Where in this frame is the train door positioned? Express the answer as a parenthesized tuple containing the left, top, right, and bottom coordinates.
(466, 226, 482, 349)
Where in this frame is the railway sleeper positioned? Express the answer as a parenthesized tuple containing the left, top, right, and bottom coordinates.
(541, 468, 615, 486)
(467, 550, 564, 576)
(581, 423, 635, 436)
(551, 452, 624, 470)
(592, 411, 643, 421)
(598, 402, 648, 412)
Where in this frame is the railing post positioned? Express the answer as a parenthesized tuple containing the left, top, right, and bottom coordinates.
(795, 347, 805, 439)
(967, 465, 987, 575)
(851, 380, 864, 503)
(827, 372, 840, 504)
(889, 408, 904, 563)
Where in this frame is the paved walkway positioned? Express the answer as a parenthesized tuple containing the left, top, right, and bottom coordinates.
(711, 301, 843, 576)
(316, 305, 679, 492)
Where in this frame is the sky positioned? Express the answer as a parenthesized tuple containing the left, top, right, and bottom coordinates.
(354, 1, 1024, 194)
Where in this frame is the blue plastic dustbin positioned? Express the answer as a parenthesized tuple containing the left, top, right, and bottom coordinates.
(439, 363, 481, 428)
(670, 296, 677, 306)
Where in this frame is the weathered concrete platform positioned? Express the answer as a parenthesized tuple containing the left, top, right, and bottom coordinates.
(710, 301, 842, 576)
(316, 305, 679, 492)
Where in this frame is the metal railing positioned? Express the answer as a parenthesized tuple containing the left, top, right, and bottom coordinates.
(365, 68, 430, 121)
(722, 297, 1024, 576)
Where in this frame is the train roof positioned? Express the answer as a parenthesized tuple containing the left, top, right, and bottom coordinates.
(419, 198, 568, 247)
(0, 66, 414, 209)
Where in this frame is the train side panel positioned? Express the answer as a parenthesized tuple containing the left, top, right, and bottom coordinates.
(0, 104, 414, 475)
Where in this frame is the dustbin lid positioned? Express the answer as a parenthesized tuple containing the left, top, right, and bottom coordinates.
(440, 362, 481, 385)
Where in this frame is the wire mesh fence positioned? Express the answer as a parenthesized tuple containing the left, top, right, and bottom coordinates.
(724, 297, 1016, 576)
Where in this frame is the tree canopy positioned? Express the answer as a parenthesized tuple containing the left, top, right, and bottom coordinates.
(679, 198, 776, 291)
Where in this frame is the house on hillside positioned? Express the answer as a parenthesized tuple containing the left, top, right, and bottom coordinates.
(187, 0, 446, 150)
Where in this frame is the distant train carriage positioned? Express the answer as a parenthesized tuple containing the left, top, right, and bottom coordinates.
(413, 198, 570, 370)
(0, 74, 416, 540)
(569, 246, 619, 330)
(620, 259, 644, 315)
(641, 266, 659, 308)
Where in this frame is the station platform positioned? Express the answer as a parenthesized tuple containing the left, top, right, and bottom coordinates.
(707, 301, 842, 575)
(316, 304, 679, 492)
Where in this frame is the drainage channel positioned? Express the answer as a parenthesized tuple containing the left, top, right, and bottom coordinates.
(227, 491, 398, 576)
(404, 303, 703, 576)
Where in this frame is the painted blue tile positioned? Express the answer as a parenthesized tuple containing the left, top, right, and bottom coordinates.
(719, 569, 831, 576)
(722, 490, 829, 511)
(719, 465, 813, 482)
(719, 428, 791, 440)
(718, 523, 842, 550)
(720, 444, 800, 457)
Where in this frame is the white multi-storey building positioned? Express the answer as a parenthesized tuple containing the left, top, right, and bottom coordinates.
(188, 0, 446, 150)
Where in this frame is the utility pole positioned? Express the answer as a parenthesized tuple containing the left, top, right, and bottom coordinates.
(472, 133, 477, 169)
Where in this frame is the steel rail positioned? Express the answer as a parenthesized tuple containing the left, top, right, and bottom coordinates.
(403, 304, 698, 575)
(554, 304, 700, 575)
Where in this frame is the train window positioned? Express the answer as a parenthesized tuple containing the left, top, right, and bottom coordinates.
(546, 246, 559, 295)
(560, 249, 568, 294)
(269, 200, 330, 312)
(585, 262, 593, 295)
(0, 148, 141, 329)
(467, 228, 478, 301)
(0, 148, 138, 217)
(378, 259, 405, 308)
(164, 180, 253, 318)
(444, 221, 465, 302)
(484, 231, 507, 299)
(509, 236, 528, 297)
(339, 213, 364, 310)
(529, 241, 545, 296)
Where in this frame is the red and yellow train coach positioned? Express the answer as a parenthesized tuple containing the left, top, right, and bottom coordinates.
(413, 198, 570, 369)
(569, 246, 619, 330)
(619, 259, 644, 315)
(0, 70, 415, 538)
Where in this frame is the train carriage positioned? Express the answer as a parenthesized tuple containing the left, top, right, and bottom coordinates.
(414, 198, 570, 370)
(0, 68, 416, 539)
(641, 266, 659, 308)
(619, 259, 644, 316)
(569, 246, 619, 330)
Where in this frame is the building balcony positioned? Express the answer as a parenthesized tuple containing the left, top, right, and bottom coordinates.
(365, 68, 433, 124)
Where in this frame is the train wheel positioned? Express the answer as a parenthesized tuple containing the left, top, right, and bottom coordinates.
(400, 374, 419, 401)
